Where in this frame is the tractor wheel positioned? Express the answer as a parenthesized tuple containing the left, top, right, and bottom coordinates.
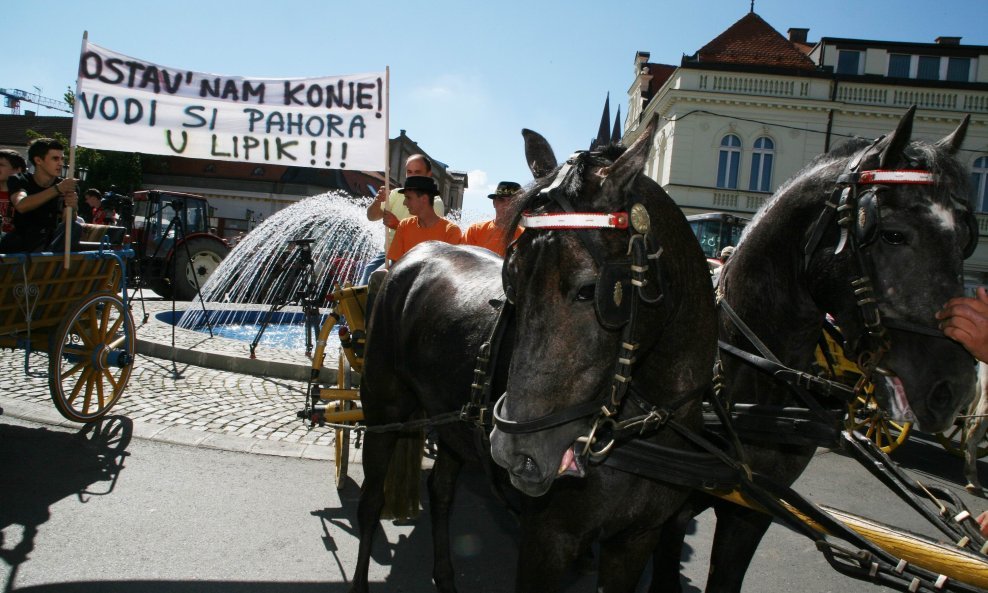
(172, 238, 229, 301)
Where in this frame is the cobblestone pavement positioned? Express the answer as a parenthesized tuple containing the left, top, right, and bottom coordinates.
(0, 298, 343, 460)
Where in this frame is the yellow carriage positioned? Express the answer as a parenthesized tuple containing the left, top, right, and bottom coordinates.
(305, 283, 367, 488)
(0, 246, 136, 422)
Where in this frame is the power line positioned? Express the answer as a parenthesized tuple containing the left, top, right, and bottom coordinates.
(660, 109, 986, 155)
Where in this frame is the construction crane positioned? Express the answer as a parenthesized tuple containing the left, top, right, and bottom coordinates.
(0, 88, 72, 115)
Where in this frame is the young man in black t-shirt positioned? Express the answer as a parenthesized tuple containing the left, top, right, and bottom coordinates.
(0, 138, 80, 252)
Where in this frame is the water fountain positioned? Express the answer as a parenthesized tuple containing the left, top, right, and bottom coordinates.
(177, 191, 383, 334)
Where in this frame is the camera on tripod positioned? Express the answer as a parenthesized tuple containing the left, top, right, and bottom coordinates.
(100, 186, 134, 220)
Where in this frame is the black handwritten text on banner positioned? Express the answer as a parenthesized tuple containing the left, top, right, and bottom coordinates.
(75, 41, 386, 171)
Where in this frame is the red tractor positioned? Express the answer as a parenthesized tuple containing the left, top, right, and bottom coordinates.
(110, 189, 231, 300)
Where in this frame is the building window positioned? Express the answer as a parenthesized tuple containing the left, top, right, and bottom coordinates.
(749, 137, 774, 192)
(717, 134, 741, 189)
(837, 50, 862, 75)
(917, 55, 940, 80)
(888, 54, 911, 78)
(972, 156, 988, 212)
(947, 57, 971, 82)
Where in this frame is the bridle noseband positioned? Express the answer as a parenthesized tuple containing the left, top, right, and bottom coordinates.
(493, 152, 668, 458)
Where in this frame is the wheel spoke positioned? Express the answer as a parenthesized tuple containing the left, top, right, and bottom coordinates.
(101, 367, 119, 392)
(60, 360, 87, 382)
(72, 319, 95, 349)
(82, 370, 97, 414)
(99, 301, 112, 337)
(105, 315, 124, 343)
(66, 367, 92, 405)
(95, 374, 106, 411)
(88, 308, 99, 344)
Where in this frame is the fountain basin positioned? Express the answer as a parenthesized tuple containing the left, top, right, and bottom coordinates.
(135, 303, 336, 383)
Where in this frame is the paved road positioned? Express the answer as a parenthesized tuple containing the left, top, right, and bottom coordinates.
(0, 298, 337, 458)
(2, 414, 985, 593)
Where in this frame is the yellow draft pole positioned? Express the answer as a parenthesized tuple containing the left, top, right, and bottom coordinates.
(715, 490, 988, 589)
(64, 30, 88, 269)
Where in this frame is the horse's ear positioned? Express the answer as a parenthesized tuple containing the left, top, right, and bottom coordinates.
(936, 114, 970, 155)
(523, 129, 558, 179)
(600, 121, 654, 194)
(878, 105, 916, 168)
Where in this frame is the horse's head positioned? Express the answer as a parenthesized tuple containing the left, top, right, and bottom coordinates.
(490, 127, 716, 496)
(800, 107, 978, 432)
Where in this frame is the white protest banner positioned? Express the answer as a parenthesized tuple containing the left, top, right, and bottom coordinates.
(75, 40, 387, 171)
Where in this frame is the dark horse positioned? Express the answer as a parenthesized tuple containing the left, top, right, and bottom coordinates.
(351, 126, 718, 593)
(651, 107, 979, 592)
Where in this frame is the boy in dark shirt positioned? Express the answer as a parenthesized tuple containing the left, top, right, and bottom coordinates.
(0, 138, 80, 252)
(0, 148, 26, 236)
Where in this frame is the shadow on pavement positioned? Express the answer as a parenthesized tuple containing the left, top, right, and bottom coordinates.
(0, 417, 132, 593)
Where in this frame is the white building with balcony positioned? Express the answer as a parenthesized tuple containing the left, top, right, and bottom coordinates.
(624, 11, 988, 283)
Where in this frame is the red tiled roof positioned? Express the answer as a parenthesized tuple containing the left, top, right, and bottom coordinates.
(690, 12, 817, 71)
(646, 64, 677, 95)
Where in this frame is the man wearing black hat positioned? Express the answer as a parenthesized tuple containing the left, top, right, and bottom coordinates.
(462, 181, 523, 257)
(360, 154, 445, 283)
(386, 175, 462, 263)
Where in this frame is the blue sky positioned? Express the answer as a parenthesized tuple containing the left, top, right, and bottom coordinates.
(4, 0, 986, 220)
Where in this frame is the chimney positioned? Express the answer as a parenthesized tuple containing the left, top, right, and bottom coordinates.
(936, 36, 961, 45)
(788, 28, 809, 44)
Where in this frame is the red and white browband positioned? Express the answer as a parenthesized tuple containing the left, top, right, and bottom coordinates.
(858, 169, 935, 185)
(520, 212, 629, 230)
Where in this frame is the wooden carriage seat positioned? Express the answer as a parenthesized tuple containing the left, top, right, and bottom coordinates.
(0, 253, 119, 335)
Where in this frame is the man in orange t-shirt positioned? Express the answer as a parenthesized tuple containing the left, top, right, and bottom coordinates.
(463, 180, 523, 257)
(386, 176, 462, 263)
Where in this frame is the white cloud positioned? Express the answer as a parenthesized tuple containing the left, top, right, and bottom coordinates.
(459, 169, 495, 225)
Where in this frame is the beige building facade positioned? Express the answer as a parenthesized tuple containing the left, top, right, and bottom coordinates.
(624, 12, 988, 283)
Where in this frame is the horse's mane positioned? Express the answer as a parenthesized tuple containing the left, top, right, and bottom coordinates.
(506, 144, 627, 231)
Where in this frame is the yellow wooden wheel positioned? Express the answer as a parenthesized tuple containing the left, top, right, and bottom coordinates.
(334, 351, 355, 490)
(49, 292, 135, 422)
(846, 391, 913, 454)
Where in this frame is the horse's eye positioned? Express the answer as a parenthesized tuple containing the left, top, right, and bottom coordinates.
(880, 230, 906, 245)
(576, 284, 596, 301)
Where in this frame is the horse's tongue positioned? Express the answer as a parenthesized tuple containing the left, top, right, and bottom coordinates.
(557, 446, 584, 478)
(885, 376, 917, 423)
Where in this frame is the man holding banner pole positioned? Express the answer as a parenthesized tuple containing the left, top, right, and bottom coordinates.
(0, 138, 80, 253)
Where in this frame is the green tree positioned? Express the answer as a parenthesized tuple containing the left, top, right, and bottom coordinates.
(25, 129, 142, 194)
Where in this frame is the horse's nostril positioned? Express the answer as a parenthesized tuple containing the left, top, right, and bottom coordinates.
(930, 382, 953, 410)
(515, 456, 540, 480)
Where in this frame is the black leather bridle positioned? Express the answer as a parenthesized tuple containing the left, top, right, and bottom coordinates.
(492, 152, 668, 458)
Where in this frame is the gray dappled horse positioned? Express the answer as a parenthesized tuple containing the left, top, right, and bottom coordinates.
(350, 127, 718, 593)
(651, 107, 979, 593)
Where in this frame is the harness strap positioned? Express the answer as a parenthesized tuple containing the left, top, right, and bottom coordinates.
(600, 430, 742, 490)
(719, 298, 784, 365)
(718, 340, 850, 419)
